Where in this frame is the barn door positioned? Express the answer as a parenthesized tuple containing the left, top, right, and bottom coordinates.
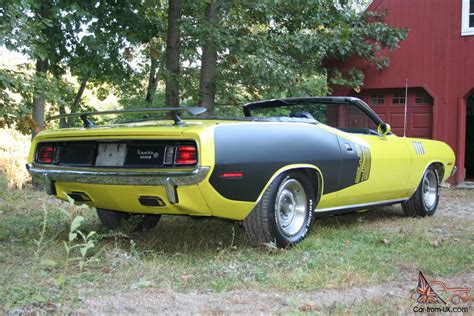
(358, 88, 434, 138)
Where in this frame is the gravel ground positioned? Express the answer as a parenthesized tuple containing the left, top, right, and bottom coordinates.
(76, 273, 472, 315)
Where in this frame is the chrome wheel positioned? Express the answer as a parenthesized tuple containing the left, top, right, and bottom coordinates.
(422, 169, 438, 210)
(275, 178, 308, 237)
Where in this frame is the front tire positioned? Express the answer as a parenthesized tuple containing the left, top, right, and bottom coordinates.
(243, 171, 315, 248)
(402, 166, 440, 217)
(96, 209, 161, 231)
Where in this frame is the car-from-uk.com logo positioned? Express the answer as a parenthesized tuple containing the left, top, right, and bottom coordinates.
(410, 271, 470, 313)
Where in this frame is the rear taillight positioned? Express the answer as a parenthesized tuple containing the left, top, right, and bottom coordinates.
(37, 146, 54, 164)
(175, 145, 197, 165)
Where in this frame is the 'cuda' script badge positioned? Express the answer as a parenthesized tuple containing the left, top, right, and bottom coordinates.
(137, 149, 159, 160)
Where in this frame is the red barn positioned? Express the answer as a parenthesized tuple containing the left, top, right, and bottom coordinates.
(332, 0, 474, 185)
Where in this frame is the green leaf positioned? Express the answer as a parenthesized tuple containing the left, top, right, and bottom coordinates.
(63, 240, 70, 254)
(56, 274, 65, 286)
(70, 216, 84, 232)
(68, 232, 77, 242)
(66, 195, 75, 206)
(77, 230, 86, 241)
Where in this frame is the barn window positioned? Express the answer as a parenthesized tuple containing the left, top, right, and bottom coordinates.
(370, 93, 384, 105)
(462, 0, 474, 36)
(392, 92, 405, 104)
(415, 92, 433, 105)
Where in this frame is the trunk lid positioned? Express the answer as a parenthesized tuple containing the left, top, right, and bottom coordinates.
(30, 120, 218, 168)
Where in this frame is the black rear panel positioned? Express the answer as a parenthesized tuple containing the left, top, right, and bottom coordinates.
(124, 144, 166, 167)
(60, 143, 96, 166)
(35, 140, 197, 168)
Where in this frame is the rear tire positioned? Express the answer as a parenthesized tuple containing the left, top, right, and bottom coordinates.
(96, 209, 161, 231)
(402, 166, 440, 217)
(243, 170, 315, 248)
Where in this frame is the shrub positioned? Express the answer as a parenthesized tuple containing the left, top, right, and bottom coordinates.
(0, 128, 31, 188)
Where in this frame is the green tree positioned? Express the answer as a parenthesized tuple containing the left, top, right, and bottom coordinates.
(164, 0, 181, 107)
(0, 0, 407, 130)
(1, 0, 88, 134)
(198, 0, 222, 112)
(65, 0, 144, 125)
(191, 0, 407, 112)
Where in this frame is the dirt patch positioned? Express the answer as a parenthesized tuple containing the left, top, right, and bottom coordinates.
(76, 272, 472, 314)
(437, 189, 474, 220)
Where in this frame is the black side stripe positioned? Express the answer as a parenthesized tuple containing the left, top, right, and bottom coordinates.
(210, 124, 365, 202)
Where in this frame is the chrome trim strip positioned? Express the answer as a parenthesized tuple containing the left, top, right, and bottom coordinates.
(253, 165, 324, 208)
(27, 163, 210, 187)
(413, 141, 425, 155)
(450, 166, 457, 177)
(315, 198, 408, 213)
(43, 173, 55, 195)
(165, 177, 177, 204)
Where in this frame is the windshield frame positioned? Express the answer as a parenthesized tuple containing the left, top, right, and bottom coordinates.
(242, 97, 385, 128)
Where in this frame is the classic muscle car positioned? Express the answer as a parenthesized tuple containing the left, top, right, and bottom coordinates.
(27, 97, 456, 247)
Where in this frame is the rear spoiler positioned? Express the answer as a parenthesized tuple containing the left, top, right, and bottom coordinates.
(48, 107, 207, 128)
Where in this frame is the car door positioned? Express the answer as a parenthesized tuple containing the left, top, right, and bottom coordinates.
(331, 104, 413, 206)
(353, 133, 413, 202)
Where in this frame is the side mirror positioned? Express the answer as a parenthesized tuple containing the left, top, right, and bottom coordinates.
(377, 123, 391, 137)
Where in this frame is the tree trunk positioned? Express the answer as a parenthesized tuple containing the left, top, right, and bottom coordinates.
(165, 0, 181, 107)
(199, 0, 221, 113)
(145, 57, 159, 106)
(31, 2, 52, 137)
(67, 76, 88, 127)
(32, 59, 48, 137)
(59, 105, 66, 128)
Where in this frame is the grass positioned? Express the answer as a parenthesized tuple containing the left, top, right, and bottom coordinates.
(0, 175, 472, 313)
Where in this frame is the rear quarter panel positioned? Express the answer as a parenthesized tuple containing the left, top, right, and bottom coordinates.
(199, 122, 356, 219)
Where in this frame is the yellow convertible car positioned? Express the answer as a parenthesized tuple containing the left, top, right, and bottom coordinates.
(27, 97, 456, 247)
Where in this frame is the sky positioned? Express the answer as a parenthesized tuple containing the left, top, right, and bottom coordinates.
(0, 47, 29, 69)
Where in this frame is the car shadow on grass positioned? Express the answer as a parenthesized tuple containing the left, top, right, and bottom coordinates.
(315, 205, 405, 228)
(106, 205, 406, 254)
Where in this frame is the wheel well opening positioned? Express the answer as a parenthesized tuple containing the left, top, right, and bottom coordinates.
(300, 168, 323, 207)
(431, 162, 445, 182)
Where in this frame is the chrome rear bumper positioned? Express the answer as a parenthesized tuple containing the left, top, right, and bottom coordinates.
(26, 164, 210, 204)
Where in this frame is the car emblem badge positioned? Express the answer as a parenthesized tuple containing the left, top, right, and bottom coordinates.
(137, 149, 159, 160)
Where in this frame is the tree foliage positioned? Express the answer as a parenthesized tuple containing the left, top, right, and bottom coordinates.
(0, 0, 407, 133)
